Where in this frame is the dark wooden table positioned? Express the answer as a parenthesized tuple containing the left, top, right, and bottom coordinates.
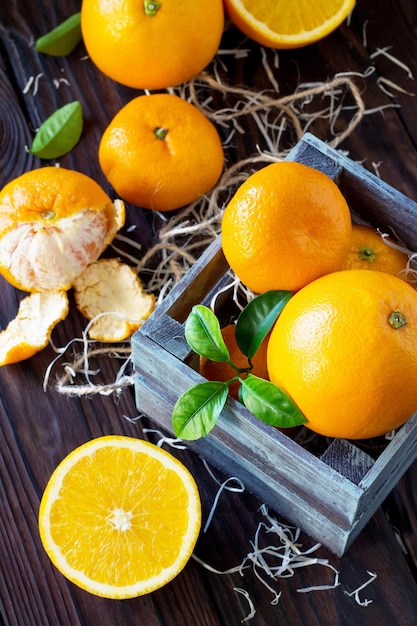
(1, 1, 417, 624)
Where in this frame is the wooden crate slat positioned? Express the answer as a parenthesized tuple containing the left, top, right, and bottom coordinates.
(134, 334, 365, 534)
(320, 439, 375, 486)
(358, 412, 417, 496)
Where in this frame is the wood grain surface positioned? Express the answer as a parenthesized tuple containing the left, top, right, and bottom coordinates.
(1, 1, 417, 624)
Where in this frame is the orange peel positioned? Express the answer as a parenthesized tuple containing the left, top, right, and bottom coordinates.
(0, 290, 69, 365)
(73, 258, 155, 341)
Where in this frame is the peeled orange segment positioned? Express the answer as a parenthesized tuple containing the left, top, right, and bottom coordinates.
(38, 436, 201, 599)
(73, 258, 155, 341)
(0, 290, 69, 365)
(0, 167, 125, 292)
(224, 0, 356, 48)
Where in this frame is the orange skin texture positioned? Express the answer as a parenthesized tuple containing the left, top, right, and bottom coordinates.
(199, 324, 270, 400)
(341, 223, 410, 279)
(99, 93, 224, 212)
(221, 161, 352, 293)
(267, 270, 417, 440)
(0, 167, 124, 292)
(0, 290, 69, 365)
(81, 0, 225, 89)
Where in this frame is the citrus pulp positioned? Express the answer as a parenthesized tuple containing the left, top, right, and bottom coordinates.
(0, 167, 124, 292)
(224, 0, 355, 48)
(99, 93, 224, 211)
(39, 436, 201, 598)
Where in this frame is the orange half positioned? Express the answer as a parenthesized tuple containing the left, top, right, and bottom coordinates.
(224, 0, 356, 48)
(39, 436, 201, 598)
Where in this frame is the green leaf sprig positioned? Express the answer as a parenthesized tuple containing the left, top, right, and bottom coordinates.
(27, 101, 83, 159)
(172, 291, 307, 440)
(35, 12, 82, 57)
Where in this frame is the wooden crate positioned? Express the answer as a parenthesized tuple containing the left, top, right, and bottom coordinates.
(131, 133, 417, 556)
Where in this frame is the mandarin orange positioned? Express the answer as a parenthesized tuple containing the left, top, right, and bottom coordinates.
(81, 0, 224, 89)
(221, 161, 352, 293)
(341, 223, 410, 279)
(99, 93, 224, 212)
(267, 270, 417, 439)
(0, 167, 124, 292)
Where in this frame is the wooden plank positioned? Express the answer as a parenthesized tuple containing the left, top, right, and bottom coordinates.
(359, 413, 417, 498)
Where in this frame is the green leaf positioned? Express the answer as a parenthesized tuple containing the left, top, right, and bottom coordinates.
(27, 101, 83, 159)
(184, 305, 230, 362)
(240, 374, 307, 428)
(172, 381, 229, 440)
(236, 290, 292, 360)
(35, 12, 82, 56)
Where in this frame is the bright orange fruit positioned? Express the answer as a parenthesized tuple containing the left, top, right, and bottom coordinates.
(267, 270, 417, 439)
(99, 93, 224, 212)
(224, 0, 355, 49)
(39, 436, 201, 599)
(221, 161, 352, 294)
(0, 167, 124, 292)
(81, 0, 224, 89)
(341, 223, 410, 279)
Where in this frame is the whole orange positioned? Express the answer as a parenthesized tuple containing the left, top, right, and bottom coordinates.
(267, 270, 417, 440)
(81, 0, 224, 89)
(341, 223, 410, 279)
(99, 93, 224, 212)
(0, 167, 124, 292)
(221, 161, 352, 293)
(199, 324, 270, 400)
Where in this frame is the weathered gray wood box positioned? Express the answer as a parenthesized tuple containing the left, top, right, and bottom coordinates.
(132, 133, 417, 556)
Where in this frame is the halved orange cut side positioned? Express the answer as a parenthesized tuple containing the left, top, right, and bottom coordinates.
(39, 436, 201, 598)
(224, 0, 356, 48)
